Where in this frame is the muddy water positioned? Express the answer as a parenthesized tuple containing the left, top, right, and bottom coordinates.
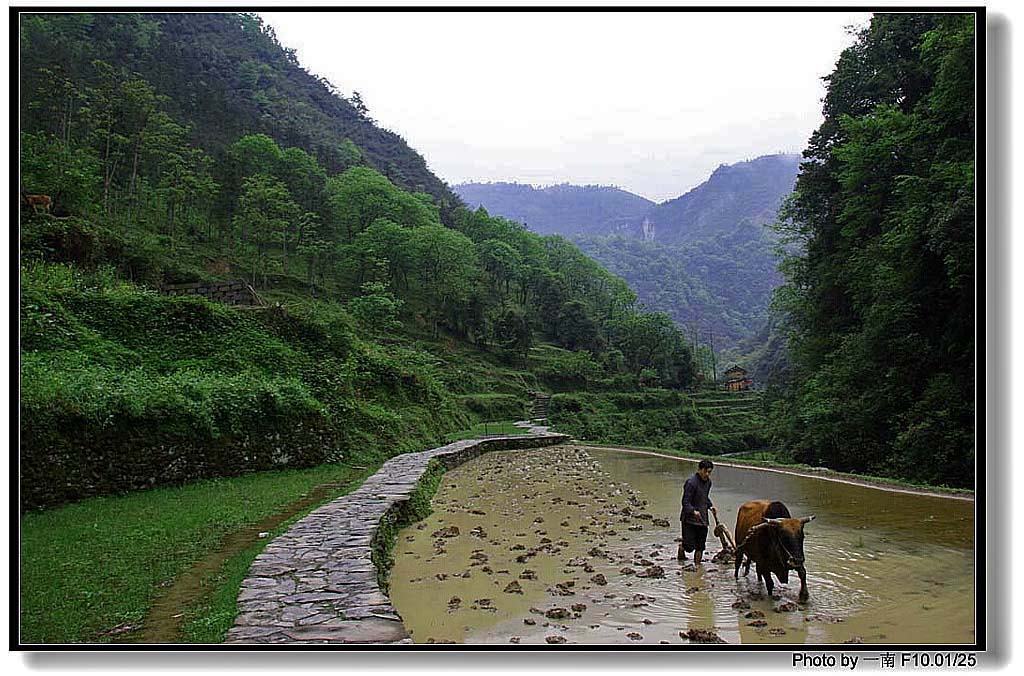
(389, 446, 974, 645)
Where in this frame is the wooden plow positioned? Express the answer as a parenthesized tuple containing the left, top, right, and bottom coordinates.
(710, 510, 738, 563)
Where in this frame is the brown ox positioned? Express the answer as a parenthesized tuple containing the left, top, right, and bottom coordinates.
(734, 499, 815, 602)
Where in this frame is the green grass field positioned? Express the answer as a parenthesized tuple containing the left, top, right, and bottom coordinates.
(20, 461, 377, 644)
(20, 414, 538, 645)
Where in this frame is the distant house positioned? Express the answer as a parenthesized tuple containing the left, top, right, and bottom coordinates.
(723, 365, 753, 391)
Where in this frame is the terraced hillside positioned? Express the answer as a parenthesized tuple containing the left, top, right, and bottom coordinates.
(546, 388, 767, 456)
(687, 390, 766, 453)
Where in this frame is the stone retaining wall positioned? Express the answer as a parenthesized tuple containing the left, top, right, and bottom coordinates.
(161, 280, 262, 306)
(225, 431, 569, 645)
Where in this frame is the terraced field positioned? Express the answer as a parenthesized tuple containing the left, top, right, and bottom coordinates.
(547, 388, 768, 456)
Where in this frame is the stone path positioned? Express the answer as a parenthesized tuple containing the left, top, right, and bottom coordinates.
(529, 392, 551, 422)
(225, 431, 568, 644)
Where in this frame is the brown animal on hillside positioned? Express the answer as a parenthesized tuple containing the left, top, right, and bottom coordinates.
(22, 192, 53, 214)
(734, 499, 815, 602)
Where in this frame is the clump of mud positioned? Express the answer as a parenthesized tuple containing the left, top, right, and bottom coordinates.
(682, 628, 727, 644)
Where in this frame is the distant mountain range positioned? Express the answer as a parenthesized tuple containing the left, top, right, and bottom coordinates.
(640, 154, 802, 244)
(452, 182, 655, 238)
(454, 153, 802, 358)
(455, 154, 801, 245)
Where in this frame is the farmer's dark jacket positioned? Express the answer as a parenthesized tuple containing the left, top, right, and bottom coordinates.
(681, 473, 713, 526)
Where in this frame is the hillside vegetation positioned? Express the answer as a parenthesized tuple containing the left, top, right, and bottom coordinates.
(574, 224, 782, 352)
(548, 389, 767, 456)
(642, 154, 801, 245)
(456, 155, 799, 354)
(19, 12, 702, 510)
(767, 14, 975, 487)
(20, 13, 454, 207)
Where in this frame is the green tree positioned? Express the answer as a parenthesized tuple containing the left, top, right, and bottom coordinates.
(233, 174, 299, 286)
(325, 167, 438, 243)
(408, 224, 478, 336)
(477, 238, 523, 299)
(276, 146, 327, 216)
(770, 14, 975, 486)
(157, 144, 218, 246)
(295, 212, 330, 290)
(348, 281, 403, 332)
(220, 134, 284, 217)
(81, 60, 130, 216)
(336, 138, 363, 169)
(227, 134, 283, 176)
(25, 67, 87, 148)
(20, 131, 100, 215)
(555, 300, 601, 352)
(606, 311, 693, 388)
(490, 307, 532, 364)
(351, 218, 413, 289)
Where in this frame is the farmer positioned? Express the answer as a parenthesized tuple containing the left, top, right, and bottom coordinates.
(679, 459, 716, 565)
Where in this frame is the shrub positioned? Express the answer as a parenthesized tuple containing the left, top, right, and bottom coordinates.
(457, 393, 527, 421)
(19, 270, 471, 510)
(347, 281, 403, 333)
(534, 350, 605, 390)
(21, 216, 209, 287)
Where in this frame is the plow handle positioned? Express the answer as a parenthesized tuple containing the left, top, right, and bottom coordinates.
(712, 510, 738, 553)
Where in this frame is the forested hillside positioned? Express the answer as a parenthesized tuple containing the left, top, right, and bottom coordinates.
(20, 13, 456, 209)
(642, 154, 800, 245)
(19, 11, 703, 509)
(573, 224, 781, 350)
(456, 156, 798, 353)
(767, 14, 975, 487)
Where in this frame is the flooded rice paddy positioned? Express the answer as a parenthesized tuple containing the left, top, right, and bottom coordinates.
(389, 445, 974, 645)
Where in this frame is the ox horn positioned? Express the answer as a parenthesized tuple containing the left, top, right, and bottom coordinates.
(799, 515, 816, 524)
(763, 517, 785, 526)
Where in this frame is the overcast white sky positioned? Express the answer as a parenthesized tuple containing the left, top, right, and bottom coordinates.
(266, 12, 864, 201)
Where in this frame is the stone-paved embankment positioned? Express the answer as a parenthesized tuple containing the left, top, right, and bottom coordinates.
(225, 431, 568, 644)
(161, 280, 262, 306)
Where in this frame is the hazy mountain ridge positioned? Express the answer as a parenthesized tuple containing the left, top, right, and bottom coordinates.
(454, 155, 800, 354)
(454, 182, 655, 237)
(640, 153, 802, 244)
(455, 154, 801, 243)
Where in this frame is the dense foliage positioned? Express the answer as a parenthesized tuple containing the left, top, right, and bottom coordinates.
(456, 155, 799, 354)
(20, 12, 696, 381)
(768, 15, 975, 487)
(574, 225, 782, 351)
(19, 13, 453, 206)
(19, 12, 702, 508)
(19, 259, 470, 509)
